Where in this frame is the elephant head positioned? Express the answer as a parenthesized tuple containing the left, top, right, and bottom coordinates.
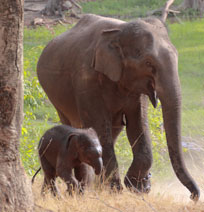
(92, 18, 199, 200)
(67, 128, 103, 175)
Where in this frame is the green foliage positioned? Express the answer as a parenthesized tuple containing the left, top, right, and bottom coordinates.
(148, 102, 169, 175)
(169, 20, 204, 136)
(24, 73, 45, 110)
(20, 117, 54, 176)
(115, 130, 133, 175)
(20, 25, 70, 175)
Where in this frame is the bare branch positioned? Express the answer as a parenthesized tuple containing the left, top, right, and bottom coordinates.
(146, 7, 163, 16)
(168, 9, 180, 13)
(69, 0, 82, 12)
(161, 0, 175, 22)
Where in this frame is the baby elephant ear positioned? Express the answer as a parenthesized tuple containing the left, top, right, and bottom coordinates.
(66, 133, 77, 149)
(92, 29, 123, 82)
(66, 133, 79, 159)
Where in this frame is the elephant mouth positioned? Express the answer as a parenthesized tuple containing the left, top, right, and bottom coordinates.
(147, 80, 158, 108)
(89, 158, 103, 175)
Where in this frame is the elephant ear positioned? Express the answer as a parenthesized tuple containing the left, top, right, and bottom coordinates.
(66, 133, 78, 158)
(92, 29, 123, 82)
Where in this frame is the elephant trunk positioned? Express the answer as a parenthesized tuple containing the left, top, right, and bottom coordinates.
(92, 158, 103, 175)
(158, 76, 200, 200)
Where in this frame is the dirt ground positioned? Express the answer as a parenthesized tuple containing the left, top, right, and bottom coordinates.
(24, 0, 81, 26)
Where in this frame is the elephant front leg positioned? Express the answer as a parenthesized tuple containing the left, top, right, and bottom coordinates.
(74, 163, 95, 190)
(124, 136, 152, 193)
(65, 177, 80, 195)
(124, 96, 153, 193)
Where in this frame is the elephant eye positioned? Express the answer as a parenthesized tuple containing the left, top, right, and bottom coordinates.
(145, 61, 156, 75)
(145, 61, 151, 66)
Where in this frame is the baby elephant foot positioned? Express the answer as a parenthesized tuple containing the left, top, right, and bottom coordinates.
(66, 181, 85, 196)
(67, 185, 76, 196)
(78, 182, 85, 195)
(110, 178, 123, 193)
(41, 180, 60, 197)
(66, 182, 79, 196)
(124, 173, 151, 194)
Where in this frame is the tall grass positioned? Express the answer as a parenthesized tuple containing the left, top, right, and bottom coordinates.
(33, 177, 204, 212)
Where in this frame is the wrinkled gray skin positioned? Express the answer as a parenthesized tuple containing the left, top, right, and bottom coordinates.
(37, 14, 199, 200)
(36, 125, 103, 195)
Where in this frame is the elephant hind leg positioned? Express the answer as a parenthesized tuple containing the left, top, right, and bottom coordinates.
(103, 125, 124, 190)
(56, 109, 71, 125)
(101, 143, 123, 192)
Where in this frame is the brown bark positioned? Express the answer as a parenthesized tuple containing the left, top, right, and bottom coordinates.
(41, 0, 82, 17)
(0, 1, 33, 211)
(41, 0, 64, 16)
(177, 0, 204, 16)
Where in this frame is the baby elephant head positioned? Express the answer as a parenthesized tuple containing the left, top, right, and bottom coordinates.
(67, 128, 103, 175)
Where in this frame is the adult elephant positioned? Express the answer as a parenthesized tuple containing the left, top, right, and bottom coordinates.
(37, 14, 199, 200)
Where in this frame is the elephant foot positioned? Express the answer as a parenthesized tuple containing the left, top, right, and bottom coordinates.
(100, 171, 123, 192)
(124, 173, 151, 194)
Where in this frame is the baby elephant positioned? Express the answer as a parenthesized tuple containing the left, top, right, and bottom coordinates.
(32, 125, 103, 195)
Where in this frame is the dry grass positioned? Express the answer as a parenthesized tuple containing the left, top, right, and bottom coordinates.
(32, 175, 204, 212)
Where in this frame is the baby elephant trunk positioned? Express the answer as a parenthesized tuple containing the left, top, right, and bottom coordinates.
(93, 158, 103, 175)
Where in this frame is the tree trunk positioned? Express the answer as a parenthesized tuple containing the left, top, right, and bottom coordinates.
(41, 0, 82, 17)
(42, 0, 64, 16)
(0, 1, 34, 211)
(148, 0, 204, 19)
(178, 0, 204, 15)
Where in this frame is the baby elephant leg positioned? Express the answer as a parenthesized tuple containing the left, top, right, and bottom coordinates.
(74, 163, 95, 190)
(57, 169, 79, 195)
(41, 176, 58, 196)
(41, 156, 58, 196)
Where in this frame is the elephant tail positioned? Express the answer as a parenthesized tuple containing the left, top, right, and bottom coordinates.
(32, 167, 41, 184)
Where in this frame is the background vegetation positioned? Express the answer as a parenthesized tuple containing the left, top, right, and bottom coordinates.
(21, 0, 204, 184)
(81, 0, 182, 18)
